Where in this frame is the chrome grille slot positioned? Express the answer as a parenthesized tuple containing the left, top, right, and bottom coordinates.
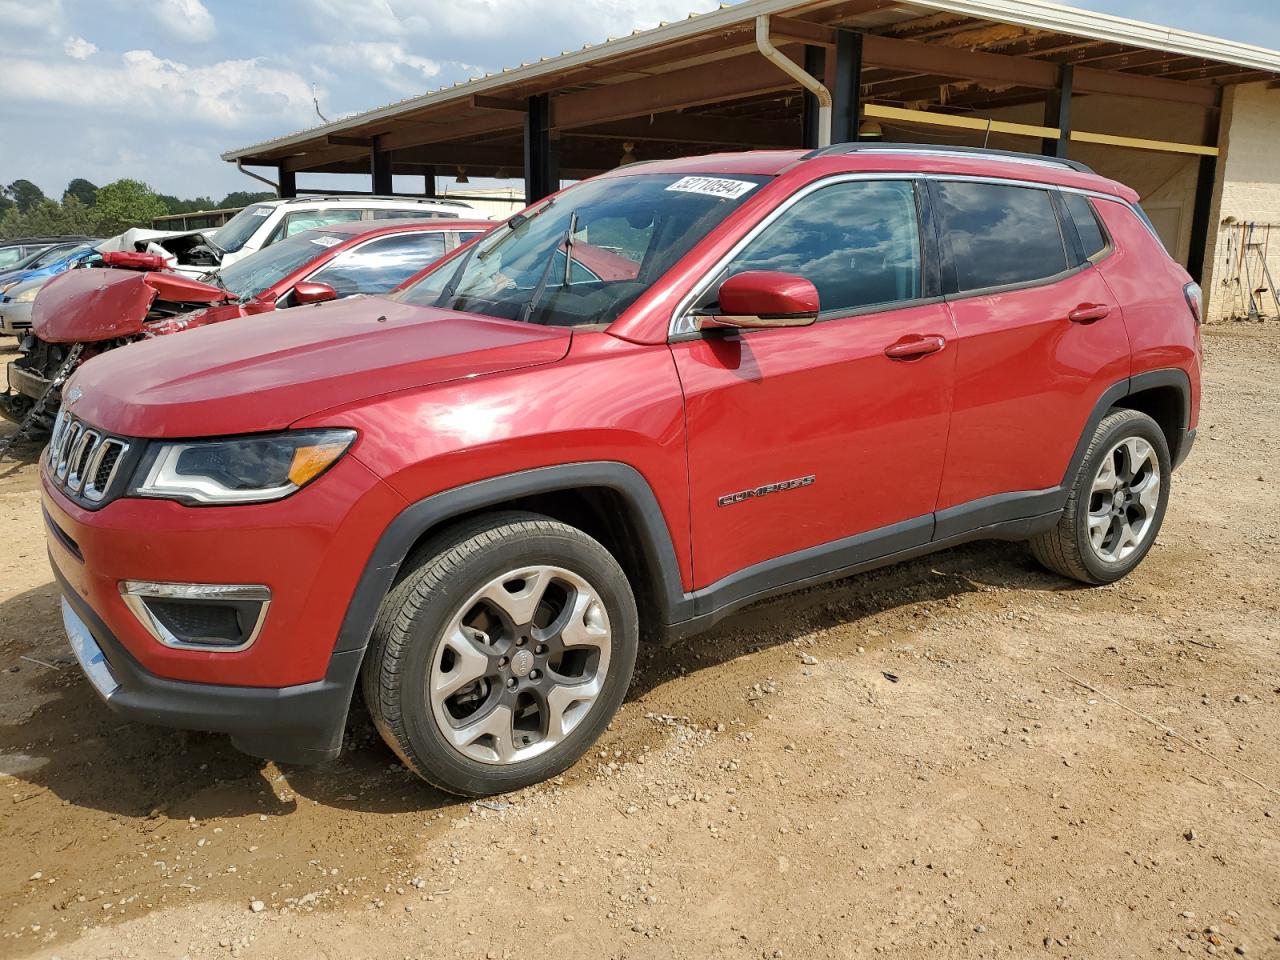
(83, 438, 128, 503)
(56, 422, 82, 480)
(67, 429, 100, 492)
(44, 413, 132, 507)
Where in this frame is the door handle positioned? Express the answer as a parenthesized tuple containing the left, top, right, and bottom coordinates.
(884, 334, 947, 361)
(1068, 303, 1111, 323)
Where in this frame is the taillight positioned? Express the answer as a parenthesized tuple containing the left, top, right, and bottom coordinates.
(1183, 282, 1203, 325)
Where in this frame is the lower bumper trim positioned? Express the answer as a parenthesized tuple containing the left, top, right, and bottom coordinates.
(52, 557, 360, 765)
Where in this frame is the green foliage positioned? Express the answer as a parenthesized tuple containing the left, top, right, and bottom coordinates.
(64, 178, 99, 206)
(0, 177, 279, 240)
(0, 196, 97, 239)
(93, 179, 170, 235)
(158, 194, 219, 215)
(219, 190, 275, 209)
(6, 179, 46, 213)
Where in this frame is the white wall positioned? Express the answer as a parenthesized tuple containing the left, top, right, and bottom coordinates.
(1203, 82, 1280, 323)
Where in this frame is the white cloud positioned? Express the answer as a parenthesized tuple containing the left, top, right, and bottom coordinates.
(64, 35, 97, 60)
(152, 0, 216, 43)
(302, 0, 718, 44)
(0, 49, 316, 128)
(307, 42, 451, 94)
(0, 0, 64, 35)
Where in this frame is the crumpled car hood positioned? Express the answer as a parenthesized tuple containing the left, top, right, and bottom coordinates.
(65, 296, 573, 437)
(33, 268, 231, 343)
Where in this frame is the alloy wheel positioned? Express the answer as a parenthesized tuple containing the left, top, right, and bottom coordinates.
(428, 565, 611, 765)
(1086, 435, 1161, 564)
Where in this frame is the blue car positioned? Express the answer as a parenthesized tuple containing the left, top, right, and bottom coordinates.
(0, 241, 102, 294)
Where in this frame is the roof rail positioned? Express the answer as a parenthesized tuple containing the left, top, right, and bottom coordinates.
(806, 142, 1095, 175)
(283, 194, 477, 206)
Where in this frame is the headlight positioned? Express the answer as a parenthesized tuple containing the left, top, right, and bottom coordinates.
(12, 284, 43, 303)
(133, 429, 356, 505)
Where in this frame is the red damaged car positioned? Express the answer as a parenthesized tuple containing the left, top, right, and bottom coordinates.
(3, 218, 493, 431)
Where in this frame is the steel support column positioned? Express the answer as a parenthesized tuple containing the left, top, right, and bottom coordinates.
(1187, 95, 1223, 283)
(371, 136, 393, 194)
(1042, 64, 1073, 158)
(830, 29, 863, 145)
(524, 93, 559, 205)
(277, 166, 296, 199)
(423, 165, 438, 198)
(802, 45, 826, 150)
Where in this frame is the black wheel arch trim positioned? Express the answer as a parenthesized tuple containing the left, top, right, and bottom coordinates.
(1065, 368, 1191, 487)
(332, 462, 692, 660)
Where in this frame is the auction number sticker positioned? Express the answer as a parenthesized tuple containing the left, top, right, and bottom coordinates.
(310, 236, 342, 247)
(665, 176, 758, 200)
(252, 208, 272, 216)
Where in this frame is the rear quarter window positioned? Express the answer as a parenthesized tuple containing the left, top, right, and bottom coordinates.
(1062, 192, 1109, 261)
(933, 181, 1070, 292)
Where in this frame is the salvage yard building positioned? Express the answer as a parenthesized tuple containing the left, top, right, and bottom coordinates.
(223, 0, 1280, 324)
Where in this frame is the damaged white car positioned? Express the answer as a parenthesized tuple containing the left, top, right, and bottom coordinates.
(102, 194, 488, 277)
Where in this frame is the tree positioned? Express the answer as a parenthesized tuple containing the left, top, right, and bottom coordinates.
(93, 179, 169, 234)
(220, 190, 275, 209)
(64, 178, 99, 207)
(158, 194, 218, 215)
(0, 195, 97, 239)
(7, 179, 46, 213)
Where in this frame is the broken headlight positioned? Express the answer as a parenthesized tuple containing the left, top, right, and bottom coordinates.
(133, 429, 356, 505)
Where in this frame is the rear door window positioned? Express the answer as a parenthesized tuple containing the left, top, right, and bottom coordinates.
(1062, 193, 1108, 261)
(705, 179, 922, 316)
(933, 181, 1070, 292)
(307, 232, 448, 297)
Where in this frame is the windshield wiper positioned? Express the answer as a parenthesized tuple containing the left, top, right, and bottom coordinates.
(519, 211, 577, 325)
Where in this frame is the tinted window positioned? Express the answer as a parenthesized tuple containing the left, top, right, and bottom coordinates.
(711, 179, 921, 315)
(371, 209, 458, 220)
(934, 182, 1069, 291)
(1063, 193, 1107, 260)
(308, 232, 448, 297)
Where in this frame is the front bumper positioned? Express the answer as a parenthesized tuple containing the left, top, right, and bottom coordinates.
(6, 357, 49, 401)
(54, 560, 361, 764)
(0, 297, 33, 336)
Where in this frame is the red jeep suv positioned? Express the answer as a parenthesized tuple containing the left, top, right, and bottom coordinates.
(42, 144, 1201, 796)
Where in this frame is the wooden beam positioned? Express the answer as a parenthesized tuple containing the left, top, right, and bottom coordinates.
(858, 33, 1219, 108)
(1072, 64, 1218, 106)
(551, 49, 802, 129)
(767, 15, 836, 48)
(327, 135, 374, 147)
(1068, 129, 1218, 156)
(862, 103, 1058, 140)
(576, 114, 800, 147)
(472, 94, 527, 112)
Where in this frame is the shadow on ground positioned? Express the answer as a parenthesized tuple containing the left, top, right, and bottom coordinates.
(0, 538, 1080, 820)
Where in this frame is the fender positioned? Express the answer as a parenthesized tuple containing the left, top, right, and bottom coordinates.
(330, 461, 691, 660)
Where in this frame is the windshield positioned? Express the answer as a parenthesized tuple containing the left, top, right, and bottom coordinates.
(209, 204, 273, 253)
(212, 229, 345, 299)
(396, 173, 768, 327)
(28, 243, 85, 268)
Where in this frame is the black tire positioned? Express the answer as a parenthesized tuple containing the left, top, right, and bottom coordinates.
(1031, 409, 1171, 584)
(362, 511, 638, 797)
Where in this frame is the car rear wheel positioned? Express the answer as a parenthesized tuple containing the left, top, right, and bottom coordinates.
(1031, 409, 1171, 584)
(362, 512, 638, 797)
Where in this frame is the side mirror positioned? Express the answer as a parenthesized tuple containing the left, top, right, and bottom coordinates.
(293, 281, 338, 305)
(698, 271, 819, 331)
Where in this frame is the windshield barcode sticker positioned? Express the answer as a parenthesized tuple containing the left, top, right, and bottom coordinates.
(310, 236, 342, 247)
(665, 176, 757, 200)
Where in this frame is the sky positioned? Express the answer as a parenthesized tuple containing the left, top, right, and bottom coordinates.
(0, 0, 1275, 203)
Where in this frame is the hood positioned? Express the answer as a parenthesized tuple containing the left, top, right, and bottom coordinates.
(65, 296, 573, 437)
(32, 268, 232, 343)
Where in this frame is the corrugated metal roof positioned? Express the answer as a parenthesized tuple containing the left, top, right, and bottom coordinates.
(223, 0, 1280, 162)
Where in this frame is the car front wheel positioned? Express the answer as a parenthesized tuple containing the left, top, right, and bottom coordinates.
(362, 512, 638, 797)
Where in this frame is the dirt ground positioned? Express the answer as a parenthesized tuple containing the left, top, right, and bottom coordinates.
(1, 328, 1278, 960)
